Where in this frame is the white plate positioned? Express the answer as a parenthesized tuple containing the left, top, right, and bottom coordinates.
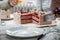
(37, 24, 56, 28)
(6, 27, 44, 38)
(21, 23, 56, 28)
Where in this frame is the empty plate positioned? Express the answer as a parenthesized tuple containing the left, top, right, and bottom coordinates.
(6, 27, 44, 38)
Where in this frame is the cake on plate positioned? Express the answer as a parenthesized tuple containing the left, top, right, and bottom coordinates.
(14, 9, 56, 25)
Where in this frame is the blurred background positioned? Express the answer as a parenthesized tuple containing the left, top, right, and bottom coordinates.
(0, 0, 51, 13)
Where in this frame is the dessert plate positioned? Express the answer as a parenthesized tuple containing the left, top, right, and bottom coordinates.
(6, 27, 44, 38)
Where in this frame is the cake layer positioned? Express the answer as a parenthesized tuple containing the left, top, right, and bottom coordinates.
(21, 20, 27, 24)
(21, 16, 32, 19)
(32, 16, 39, 22)
(32, 14, 39, 19)
(32, 20, 39, 24)
(21, 13, 32, 16)
(26, 19, 32, 23)
(21, 20, 32, 24)
(21, 18, 32, 20)
(21, 13, 32, 19)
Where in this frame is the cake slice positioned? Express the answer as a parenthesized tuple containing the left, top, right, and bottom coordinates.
(14, 12, 32, 24)
(32, 11, 55, 25)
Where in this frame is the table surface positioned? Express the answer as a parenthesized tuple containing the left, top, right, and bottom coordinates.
(0, 20, 56, 40)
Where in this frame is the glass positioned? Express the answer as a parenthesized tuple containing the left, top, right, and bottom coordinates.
(56, 18, 60, 27)
(41, 0, 51, 11)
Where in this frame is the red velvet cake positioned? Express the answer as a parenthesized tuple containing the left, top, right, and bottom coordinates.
(14, 9, 55, 25)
